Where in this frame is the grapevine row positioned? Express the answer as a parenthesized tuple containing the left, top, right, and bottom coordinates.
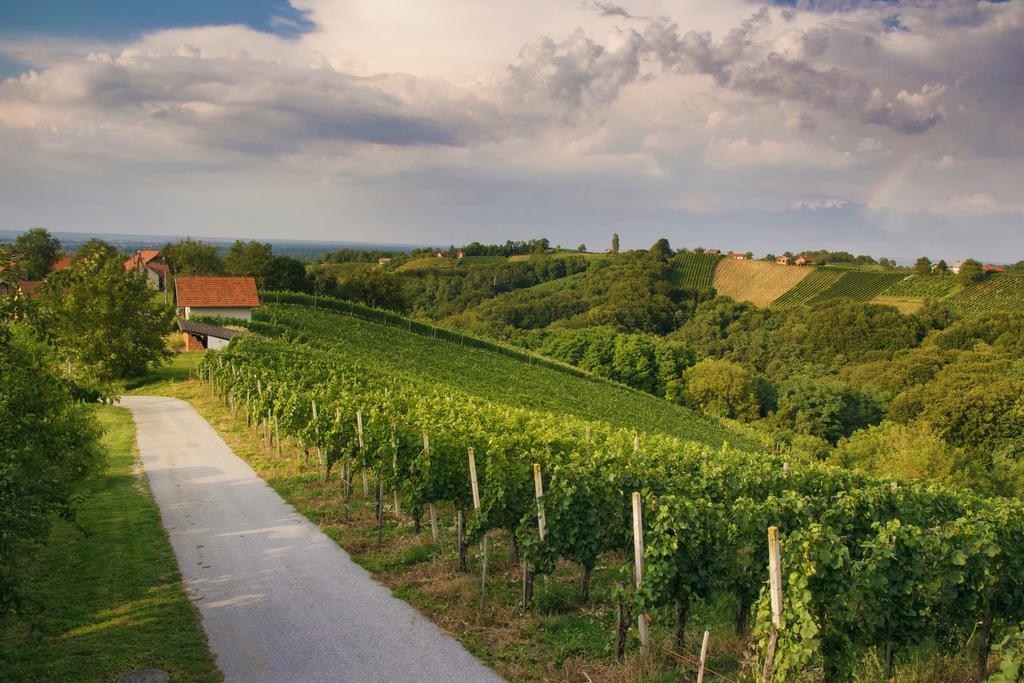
(196, 332, 1024, 679)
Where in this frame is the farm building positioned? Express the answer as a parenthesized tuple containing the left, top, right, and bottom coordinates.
(728, 252, 747, 260)
(124, 249, 168, 290)
(983, 264, 1006, 273)
(49, 256, 72, 272)
(948, 260, 964, 274)
(705, 248, 721, 255)
(175, 275, 259, 321)
(795, 256, 812, 266)
(378, 257, 392, 265)
(177, 319, 244, 352)
(776, 256, 792, 265)
(0, 280, 42, 298)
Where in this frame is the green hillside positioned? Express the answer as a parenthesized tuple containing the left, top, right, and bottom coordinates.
(669, 251, 724, 289)
(251, 300, 764, 450)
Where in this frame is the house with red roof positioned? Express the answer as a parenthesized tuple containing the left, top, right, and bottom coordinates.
(175, 276, 259, 322)
(124, 249, 168, 290)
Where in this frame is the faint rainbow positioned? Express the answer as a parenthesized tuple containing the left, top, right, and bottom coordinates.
(865, 154, 917, 209)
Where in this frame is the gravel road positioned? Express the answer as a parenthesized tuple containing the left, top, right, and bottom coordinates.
(120, 395, 502, 683)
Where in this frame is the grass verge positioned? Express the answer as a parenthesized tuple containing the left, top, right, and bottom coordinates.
(0, 405, 220, 682)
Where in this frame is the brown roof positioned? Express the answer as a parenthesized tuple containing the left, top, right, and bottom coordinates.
(50, 257, 72, 271)
(175, 276, 259, 308)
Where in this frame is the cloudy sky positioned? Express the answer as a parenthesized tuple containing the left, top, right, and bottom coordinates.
(1, 1, 1021, 260)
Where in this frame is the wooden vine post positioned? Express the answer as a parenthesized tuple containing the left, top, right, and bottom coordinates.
(311, 400, 324, 480)
(762, 526, 783, 683)
(357, 410, 369, 497)
(468, 447, 488, 610)
(697, 630, 710, 683)
(275, 415, 282, 456)
(391, 427, 401, 518)
(631, 491, 650, 657)
(424, 431, 438, 542)
(633, 433, 640, 452)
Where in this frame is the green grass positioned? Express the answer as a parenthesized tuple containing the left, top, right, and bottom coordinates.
(770, 268, 848, 308)
(255, 303, 765, 451)
(0, 406, 220, 682)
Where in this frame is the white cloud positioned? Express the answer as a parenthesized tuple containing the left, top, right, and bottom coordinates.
(0, 0, 1021, 257)
(704, 137, 856, 168)
(940, 192, 1016, 216)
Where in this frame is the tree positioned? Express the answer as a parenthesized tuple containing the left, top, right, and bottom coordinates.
(163, 237, 223, 276)
(832, 420, 961, 483)
(76, 238, 120, 262)
(914, 256, 932, 276)
(331, 266, 408, 312)
(934, 259, 949, 274)
(649, 238, 673, 262)
(773, 376, 882, 444)
(680, 358, 765, 421)
(611, 233, 620, 254)
(1, 324, 104, 614)
(265, 255, 311, 292)
(36, 250, 174, 381)
(13, 227, 61, 279)
(577, 244, 587, 253)
(224, 240, 274, 288)
(958, 258, 985, 285)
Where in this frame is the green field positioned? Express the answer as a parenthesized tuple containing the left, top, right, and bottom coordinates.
(669, 251, 724, 289)
(877, 274, 961, 300)
(0, 406, 218, 682)
(253, 302, 763, 450)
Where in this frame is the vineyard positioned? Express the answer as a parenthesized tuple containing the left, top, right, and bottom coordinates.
(944, 273, 1024, 315)
(770, 269, 903, 308)
(711, 259, 812, 307)
(670, 251, 725, 289)
(250, 299, 762, 450)
(878, 274, 961, 300)
(197, 327, 1024, 681)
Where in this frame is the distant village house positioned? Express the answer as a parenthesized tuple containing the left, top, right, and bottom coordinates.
(124, 249, 168, 290)
(728, 252, 747, 260)
(776, 256, 792, 265)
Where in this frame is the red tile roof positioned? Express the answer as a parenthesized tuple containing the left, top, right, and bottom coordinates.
(124, 249, 162, 272)
(50, 257, 72, 271)
(175, 276, 259, 308)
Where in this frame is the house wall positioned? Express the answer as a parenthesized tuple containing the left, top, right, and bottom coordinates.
(207, 336, 231, 350)
(182, 332, 206, 352)
(184, 306, 252, 321)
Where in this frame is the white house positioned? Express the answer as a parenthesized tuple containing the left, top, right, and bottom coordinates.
(175, 275, 260, 321)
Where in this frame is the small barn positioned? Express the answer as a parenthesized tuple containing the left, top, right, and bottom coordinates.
(175, 276, 259, 321)
(777, 256, 792, 265)
(177, 319, 244, 352)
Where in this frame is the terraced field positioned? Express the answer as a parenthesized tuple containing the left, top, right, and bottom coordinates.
(770, 268, 845, 309)
(669, 251, 724, 289)
(711, 258, 812, 306)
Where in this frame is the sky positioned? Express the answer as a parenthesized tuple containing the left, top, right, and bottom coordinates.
(0, 1, 1021, 261)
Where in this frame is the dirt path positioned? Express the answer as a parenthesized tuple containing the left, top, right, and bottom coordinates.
(120, 395, 502, 683)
